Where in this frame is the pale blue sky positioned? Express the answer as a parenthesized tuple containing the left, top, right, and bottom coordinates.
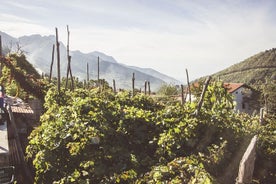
(1, 0, 276, 81)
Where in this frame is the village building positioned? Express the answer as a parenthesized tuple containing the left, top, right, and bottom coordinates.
(223, 83, 255, 114)
(181, 82, 256, 115)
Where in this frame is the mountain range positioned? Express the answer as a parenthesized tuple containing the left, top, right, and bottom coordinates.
(0, 31, 181, 91)
(2, 30, 275, 91)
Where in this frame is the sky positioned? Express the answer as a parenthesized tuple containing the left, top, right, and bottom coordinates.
(1, 0, 276, 82)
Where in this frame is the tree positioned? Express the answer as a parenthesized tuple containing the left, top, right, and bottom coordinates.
(0, 54, 46, 100)
(157, 83, 179, 96)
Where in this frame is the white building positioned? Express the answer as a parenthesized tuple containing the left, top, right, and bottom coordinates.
(224, 83, 254, 114)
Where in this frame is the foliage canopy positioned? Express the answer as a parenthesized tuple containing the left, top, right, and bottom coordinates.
(26, 81, 276, 183)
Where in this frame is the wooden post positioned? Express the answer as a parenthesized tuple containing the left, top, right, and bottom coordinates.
(87, 62, 89, 82)
(49, 44, 55, 82)
(148, 81, 151, 95)
(65, 25, 74, 90)
(65, 25, 70, 89)
(181, 84, 185, 105)
(86, 62, 89, 88)
(132, 73, 135, 96)
(69, 56, 74, 90)
(144, 80, 147, 95)
(186, 69, 191, 103)
(55, 27, 61, 94)
(195, 76, 211, 116)
(113, 79, 116, 93)
(236, 135, 258, 184)
(97, 56, 100, 87)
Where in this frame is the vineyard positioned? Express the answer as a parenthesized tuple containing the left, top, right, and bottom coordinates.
(0, 50, 275, 183)
(24, 81, 275, 183)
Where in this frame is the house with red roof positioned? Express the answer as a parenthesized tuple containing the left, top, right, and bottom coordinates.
(182, 82, 256, 114)
(223, 83, 254, 114)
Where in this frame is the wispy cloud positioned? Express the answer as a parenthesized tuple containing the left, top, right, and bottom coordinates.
(0, 13, 51, 37)
(0, 13, 33, 23)
(1, 0, 276, 80)
(4, 1, 47, 11)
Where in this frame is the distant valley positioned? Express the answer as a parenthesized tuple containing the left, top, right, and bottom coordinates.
(0, 31, 181, 91)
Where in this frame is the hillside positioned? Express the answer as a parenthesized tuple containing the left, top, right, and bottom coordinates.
(212, 48, 276, 84)
(0, 31, 181, 91)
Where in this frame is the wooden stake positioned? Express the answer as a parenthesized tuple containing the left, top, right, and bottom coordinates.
(55, 27, 61, 94)
(97, 56, 100, 86)
(195, 76, 211, 116)
(113, 79, 116, 93)
(65, 25, 70, 89)
(49, 44, 55, 82)
(236, 135, 258, 184)
(65, 25, 74, 90)
(144, 80, 147, 95)
(86, 62, 89, 88)
(69, 56, 74, 90)
(181, 84, 185, 105)
(186, 69, 191, 103)
(148, 81, 151, 95)
(132, 73, 135, 96)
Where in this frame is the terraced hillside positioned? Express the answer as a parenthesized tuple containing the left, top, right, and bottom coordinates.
(213, 48, 276, 84)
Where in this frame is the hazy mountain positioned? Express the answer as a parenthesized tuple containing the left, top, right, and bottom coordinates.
(0, 31, 18, 54)
(0, 31, 181, 91)
(89, 51, 117, 63)
(211, 48, 276, 84)
(128, 66, 180, 84)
